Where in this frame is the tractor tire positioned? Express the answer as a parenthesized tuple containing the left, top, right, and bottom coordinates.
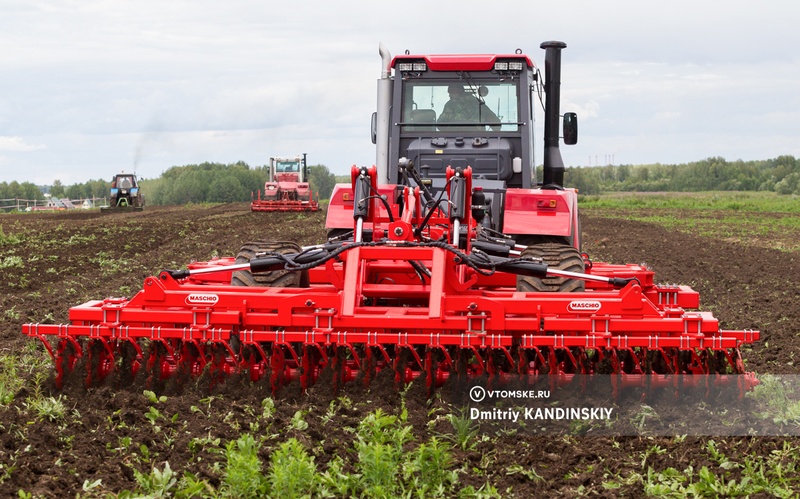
(231, 241, 309, 288)
(516, 242, 585, 293)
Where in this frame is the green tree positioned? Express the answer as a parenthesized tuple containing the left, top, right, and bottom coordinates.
(90, 179, 111, 198)
(50, 179, 65, 198)
(775, 172, 800, 195)
(308, 164, 337, 201)
(19, 182, 44, 201)
(65, 183, 86, 200)
(208, 174, 244, 203)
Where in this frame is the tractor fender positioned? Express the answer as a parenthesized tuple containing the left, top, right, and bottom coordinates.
(501, 188, 579, 240)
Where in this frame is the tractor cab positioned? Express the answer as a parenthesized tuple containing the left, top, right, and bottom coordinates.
(391, 69, 525, 186)
(275, 159, 301, 173)
(379, 49, 576, 189)
(115, 174, 136, 191)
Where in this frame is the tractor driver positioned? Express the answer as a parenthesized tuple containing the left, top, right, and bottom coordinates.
(438, 84, 501, 131)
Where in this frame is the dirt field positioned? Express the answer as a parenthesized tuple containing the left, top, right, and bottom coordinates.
(1, 203, 798, 497)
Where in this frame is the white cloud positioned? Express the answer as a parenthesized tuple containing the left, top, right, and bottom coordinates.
(1, 0, 799, 183)
(0, 136, 46, 152)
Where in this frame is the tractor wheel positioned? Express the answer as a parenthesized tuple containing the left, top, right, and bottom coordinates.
(231, 241, 309, 287)
(516, 242, 585, 293)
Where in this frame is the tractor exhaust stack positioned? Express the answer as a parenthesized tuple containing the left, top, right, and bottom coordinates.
(540, 40, 567, 188)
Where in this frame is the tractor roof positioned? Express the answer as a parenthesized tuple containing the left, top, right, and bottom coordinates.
(391, 53, 534, 72)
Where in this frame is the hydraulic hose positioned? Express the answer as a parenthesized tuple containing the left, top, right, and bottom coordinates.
(167, 241, 637, 289)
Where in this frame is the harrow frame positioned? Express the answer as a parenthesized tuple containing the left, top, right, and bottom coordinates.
(23, 166, 759, 393)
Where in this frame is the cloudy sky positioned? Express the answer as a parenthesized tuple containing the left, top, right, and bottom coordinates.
(2, 1, 799, 185)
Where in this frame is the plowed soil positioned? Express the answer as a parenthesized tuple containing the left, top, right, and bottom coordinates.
(1, 203, 798, 497)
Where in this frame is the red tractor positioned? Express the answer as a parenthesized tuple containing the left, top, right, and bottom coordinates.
(251, 153, 319, 212)
(24, 42, 758, 395)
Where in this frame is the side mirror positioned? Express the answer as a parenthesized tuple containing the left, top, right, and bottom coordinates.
(371, 112, 378, 144)
(563, 112, 578, 145)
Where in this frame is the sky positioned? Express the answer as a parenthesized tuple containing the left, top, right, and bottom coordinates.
(1, 0, 799, 185)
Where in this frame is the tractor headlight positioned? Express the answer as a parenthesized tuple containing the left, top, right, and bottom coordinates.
(495, 61, 525, 72)
(397, 62, 427, 72)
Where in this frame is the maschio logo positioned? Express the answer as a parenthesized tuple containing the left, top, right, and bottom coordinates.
(186, 293, 220, 306)
(568, 300, 602, 313)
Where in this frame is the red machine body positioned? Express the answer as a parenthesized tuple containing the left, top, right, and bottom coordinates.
(23, 165, 759, 393)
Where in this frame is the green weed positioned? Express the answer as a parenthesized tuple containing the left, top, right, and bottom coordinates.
(222, 434, 267, 498)
(506, 463, 544, 482)
(132, 462, 178, 498)
(24, 394, 68, 422)
(108, 408, 484, 498)
(261, 397, 276, 419)
(403, 437, 457, 496)
(288, 410, 309, 431)
(0, 225, 24, 245)
(267, 438, 318, 497)
(0, 356, 25, 405)
(89, 251, 131, 276)
(0, 256, 23, 269)
(746, 374, 800, 425)
(444, 409, 480, 450)
(643, 440, 800, 498)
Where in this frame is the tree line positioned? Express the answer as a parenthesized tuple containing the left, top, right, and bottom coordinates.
(3, 155, 799, 207)
(141, 161, 338, 205)
(0, 161, 339, 206)
(561, 155, 800, 195)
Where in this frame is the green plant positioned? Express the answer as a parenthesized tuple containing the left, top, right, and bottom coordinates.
(351, 409, 417, 497)
(442, 409, 479, 451)
(133, 462, 177, 498)
(174, 472, 214, 498)
(747, 374, 800, 425)
(642, 441, 800, 498)
(0, 225, 24, 245)
(458, 482, 503, 498)
(189, 434, 221, 457)
(222, 434, 268, 498)
(289, 410, 309, 431)
(267, 438, 318, 497)
(506, 464, 544, 482)
(25, 394, 67, 422)
(0, 355, 25, 405)
(356, 408, 412, 446)
(0, 256, 23, 269)
(89, 251, 131, 276)
(0, 460, 16, 485)
(630, 404, 661, 433)
(145, 406, 164, 425)
(404, 437, 457, 496)
(318, 456, 354, 496)
(81, 478, 103, 493)
(114, 436, 133, 454)
(640, 443, 666, 468)
(321, 395, 353, 425)
(3, 305, 20, 320)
